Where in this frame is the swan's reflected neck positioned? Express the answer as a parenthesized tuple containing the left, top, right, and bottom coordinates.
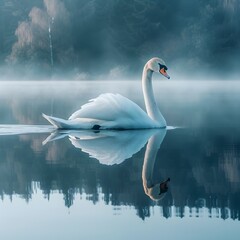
(142, 129, 167, 201)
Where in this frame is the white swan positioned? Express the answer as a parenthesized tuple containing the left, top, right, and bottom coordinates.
(42, 57, 170, 129)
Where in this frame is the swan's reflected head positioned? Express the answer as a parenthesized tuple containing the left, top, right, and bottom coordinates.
(147, 57, 170, 79)
(144, 178, 170, 201)
(145, 184, 167, 201)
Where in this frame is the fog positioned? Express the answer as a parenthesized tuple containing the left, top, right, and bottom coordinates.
(0, 0, 240, 80)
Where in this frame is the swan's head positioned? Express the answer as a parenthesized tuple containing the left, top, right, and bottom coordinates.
(147, 57, 170, 79)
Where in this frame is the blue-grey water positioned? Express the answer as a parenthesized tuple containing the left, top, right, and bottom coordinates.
(0, 80, 240, 240)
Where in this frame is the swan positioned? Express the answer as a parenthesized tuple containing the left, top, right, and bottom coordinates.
(42, 57, 170, 129)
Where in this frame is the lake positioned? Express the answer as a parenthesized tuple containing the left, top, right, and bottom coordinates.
(0, 80, 240, 239)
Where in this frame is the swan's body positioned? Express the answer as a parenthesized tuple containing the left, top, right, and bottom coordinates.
(43, 93, 161, 129)
(43, 57, 170, 129)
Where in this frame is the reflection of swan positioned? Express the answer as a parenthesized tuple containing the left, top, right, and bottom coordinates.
(142, 129, 170, 201)
(44, 127, 171, 200)
(43, 129, 160, 165)
(42, 57, 170, 129)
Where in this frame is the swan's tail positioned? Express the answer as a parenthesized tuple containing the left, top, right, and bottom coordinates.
(42, 113, 71, 129)
(42, 131, 69, 145)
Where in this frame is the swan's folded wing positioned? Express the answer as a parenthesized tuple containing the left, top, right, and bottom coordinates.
(69, 93, 143, 120)
(68, 93, 155, 128)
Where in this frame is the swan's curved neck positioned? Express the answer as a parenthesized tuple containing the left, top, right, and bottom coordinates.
(142, 66, 166, 127)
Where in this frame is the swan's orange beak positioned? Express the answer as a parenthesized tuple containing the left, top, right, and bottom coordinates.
(159, 68, 170, 79)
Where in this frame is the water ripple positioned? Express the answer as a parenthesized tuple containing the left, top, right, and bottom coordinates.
(0, 125, 54, 136)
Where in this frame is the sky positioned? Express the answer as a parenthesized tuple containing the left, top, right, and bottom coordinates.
(0, 0, 240, 80)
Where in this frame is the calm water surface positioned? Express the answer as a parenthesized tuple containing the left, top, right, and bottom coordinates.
(0, 80, 240, 240)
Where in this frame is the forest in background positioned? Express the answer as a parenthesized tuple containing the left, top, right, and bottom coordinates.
(0, 0, 240, 80)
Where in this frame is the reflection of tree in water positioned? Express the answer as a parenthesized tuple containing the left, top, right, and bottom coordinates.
(0, 127, 240, 221)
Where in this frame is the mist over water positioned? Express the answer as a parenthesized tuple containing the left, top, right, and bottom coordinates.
(1, 80, 239, 127)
